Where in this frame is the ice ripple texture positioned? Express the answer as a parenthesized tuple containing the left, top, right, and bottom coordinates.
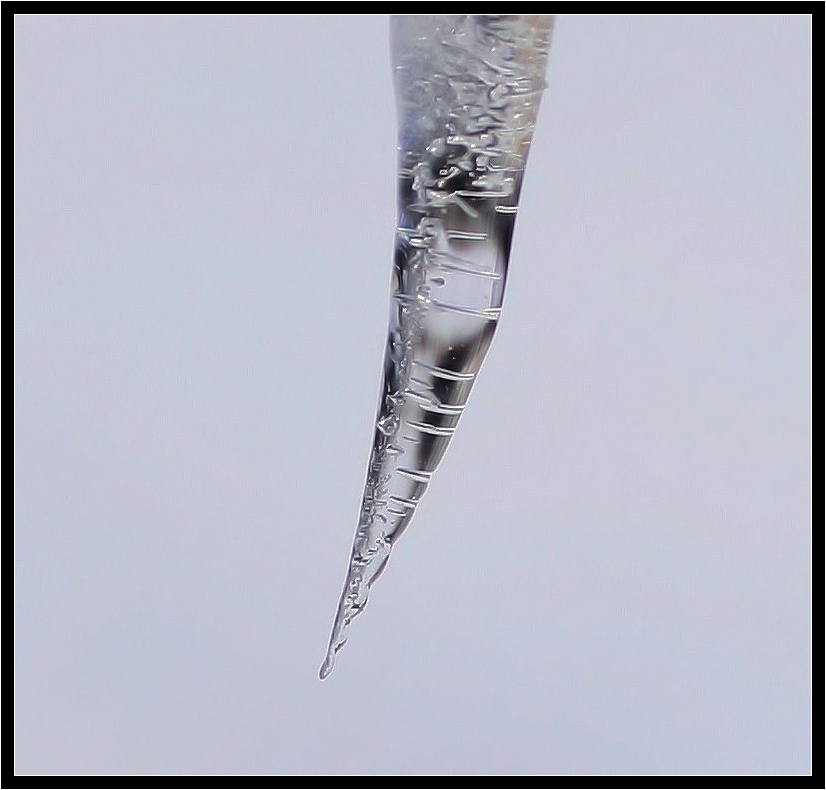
(320, 15, 554, 679)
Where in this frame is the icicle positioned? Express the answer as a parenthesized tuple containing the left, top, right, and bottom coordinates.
(320, 15, 554, 680)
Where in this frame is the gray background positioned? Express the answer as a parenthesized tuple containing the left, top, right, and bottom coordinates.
(15, 15, 811, 775)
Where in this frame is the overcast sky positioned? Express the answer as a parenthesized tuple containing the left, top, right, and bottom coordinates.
(15, 15, 811, 775)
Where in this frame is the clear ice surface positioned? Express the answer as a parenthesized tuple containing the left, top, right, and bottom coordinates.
(320, 15, 554, 679)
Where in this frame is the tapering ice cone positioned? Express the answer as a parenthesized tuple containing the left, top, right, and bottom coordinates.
(321, 15, 554, 680)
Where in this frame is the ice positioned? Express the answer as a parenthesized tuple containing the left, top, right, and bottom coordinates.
(320, 15, 554, 680)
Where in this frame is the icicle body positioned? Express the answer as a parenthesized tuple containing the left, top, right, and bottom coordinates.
(321, 15, 554, 679)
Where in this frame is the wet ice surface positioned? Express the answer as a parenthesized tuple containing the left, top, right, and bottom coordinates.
(320, 16, 554, 679)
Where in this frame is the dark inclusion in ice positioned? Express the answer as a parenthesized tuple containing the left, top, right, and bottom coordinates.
(320, 15, 554, 679)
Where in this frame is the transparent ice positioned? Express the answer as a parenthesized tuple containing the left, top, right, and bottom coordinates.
(320, 15, 554, 680)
